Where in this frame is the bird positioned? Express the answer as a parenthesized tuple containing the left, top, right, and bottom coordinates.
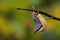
(32, 5, 47, 33)
(17, 5, 60, 33)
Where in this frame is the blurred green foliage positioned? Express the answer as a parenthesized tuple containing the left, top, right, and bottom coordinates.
(0, 0, 60, 40)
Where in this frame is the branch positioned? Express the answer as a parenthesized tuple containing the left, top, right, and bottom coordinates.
(17, 8, 60, 21)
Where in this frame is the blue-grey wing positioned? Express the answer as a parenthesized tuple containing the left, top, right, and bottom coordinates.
(32, 14, 42, 33)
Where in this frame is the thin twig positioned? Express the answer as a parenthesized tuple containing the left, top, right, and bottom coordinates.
(17, 8, 60, 21)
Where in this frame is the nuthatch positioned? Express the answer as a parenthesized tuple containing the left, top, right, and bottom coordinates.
(32, 5, 47, 33)
(17, 5, 60, 33)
